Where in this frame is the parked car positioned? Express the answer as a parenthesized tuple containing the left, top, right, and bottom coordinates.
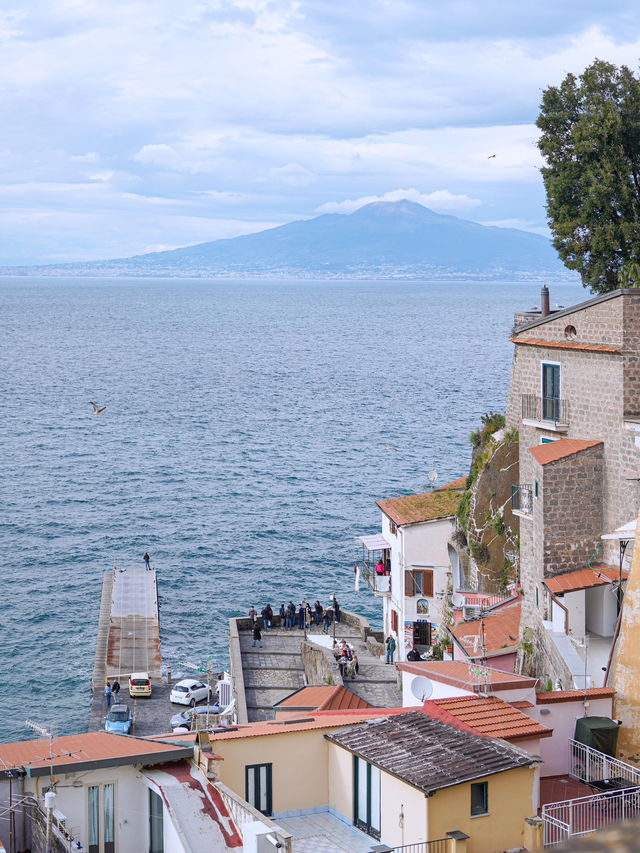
(129, 672, 152, 698)
(170, 703, 220, 731)
(170, 678, 212, 706)
(105, 704, 132, 734)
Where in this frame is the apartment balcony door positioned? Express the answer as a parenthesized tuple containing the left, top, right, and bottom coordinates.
(542, 363, 561, 421)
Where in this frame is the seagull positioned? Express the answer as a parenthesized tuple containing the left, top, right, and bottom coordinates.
(379, 442, 399, 451)
(90, 401, 106, 415)
(555, 303, 565, 309)
(487, 154, 496, 159)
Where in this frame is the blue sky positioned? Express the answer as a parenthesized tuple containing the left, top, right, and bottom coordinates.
(3, 0, 640, 265)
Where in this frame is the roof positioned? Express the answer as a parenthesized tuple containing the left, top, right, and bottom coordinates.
(435, 476, 468, 491)
(357, 533, 391, 552)
(376, 488, 463, 527)
(449, 601, 522, 659)
(396, 660, 537, 692)
(529, 439, 602, 466)
(511, 338, 621, 353)
(544, 566, 627, 595)
(0, 732, 193, 777)
(536, 688, 615, 704)
(427, 696, 552, 742)
(274, 686, 372, 712)
(209, 712, 385, 741)
(602, 519, 637, 541)
(325, 711, 537, 795)
(513, 288, 634, 335)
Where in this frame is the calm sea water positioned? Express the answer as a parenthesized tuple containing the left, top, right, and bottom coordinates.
(0, 277, 584, 742)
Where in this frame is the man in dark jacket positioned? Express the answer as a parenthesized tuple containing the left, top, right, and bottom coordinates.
(252, 624, 263, 648)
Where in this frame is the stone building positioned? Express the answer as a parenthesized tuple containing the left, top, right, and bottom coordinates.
(505, 287, 640, 688)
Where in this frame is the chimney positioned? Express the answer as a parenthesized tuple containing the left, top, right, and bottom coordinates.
(541, 285, 550, 317)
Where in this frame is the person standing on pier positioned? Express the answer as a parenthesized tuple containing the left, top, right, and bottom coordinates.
(315, 600, 322, 625)
(287, 601, 296, 630)
(105, 679, 112, 708)
(385, 635, 396, 665)
(143, 552, 150, 569)
(298, 602, 305, 630)
(248, 605, 256, 629)
(262, 604, 273, 631)
(323, 608, 332, 634)
(279, 603, 286, 628)
(112, 678, 121, 702)
(252, 623, 263, 648)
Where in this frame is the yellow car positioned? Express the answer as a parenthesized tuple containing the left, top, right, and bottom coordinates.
(129, 672, 152, 698)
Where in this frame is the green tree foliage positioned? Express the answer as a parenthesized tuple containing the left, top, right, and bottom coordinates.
(537, 59, 640, 293)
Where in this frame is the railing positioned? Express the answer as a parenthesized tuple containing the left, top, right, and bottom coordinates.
(511, 483, 533, 516)
(216, 782, 293, 853)
(361, 566, 391, 595)
(522, 394, 569, 426)
(569, 738, 640, 788)
(542, 786, 640, 846)
(375, 839, 451, 853)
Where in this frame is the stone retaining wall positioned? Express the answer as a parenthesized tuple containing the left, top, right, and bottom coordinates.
(228, 618, 248, 724)
(301, 641, 343, 687)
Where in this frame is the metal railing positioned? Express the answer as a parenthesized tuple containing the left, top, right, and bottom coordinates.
(374, 839, 450, 853)
(511, 483, 533, 515)
(569, 738, 640, 788)
(542, 786, 640, 846)
(216, 782, 293, 853)
(522, 394, 569, 426)
(361, 566, 391, 595)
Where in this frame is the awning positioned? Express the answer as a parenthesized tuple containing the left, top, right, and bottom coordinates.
(357, 534, 391, 552)
(601, 520, 636, 541)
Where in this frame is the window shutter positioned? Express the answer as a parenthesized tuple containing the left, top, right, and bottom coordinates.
(405, 570, 414, 596)
(423, 570, 434, 597)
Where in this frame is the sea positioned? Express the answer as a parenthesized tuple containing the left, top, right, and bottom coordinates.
(0, 276, 585, 742)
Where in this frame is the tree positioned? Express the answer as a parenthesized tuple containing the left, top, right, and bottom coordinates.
(537, 59, 640, 293)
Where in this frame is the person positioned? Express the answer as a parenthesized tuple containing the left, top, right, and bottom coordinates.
(279, 603, 286, 628)
(248, 605, 256, 629)
(261, 604, 273, 631)
(407, 647, 420, 661)
(305, 602, 313, 630)
(333, 597, 340, 623)
(385, 635, 396, 665)
(298, 602, 305, 630)
(287, 601, 296, 630)
(143, 552, 150, 569)
(105, 679, 112, 709)
(315, 600, 322, 625)
(323, 607, 332, 634)
(252, 623, 263, 648)
(112, 678, 121, 702)
(375, 558, 385, 575)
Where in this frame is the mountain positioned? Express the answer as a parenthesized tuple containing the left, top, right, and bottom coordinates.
(3, 200, 571, 280)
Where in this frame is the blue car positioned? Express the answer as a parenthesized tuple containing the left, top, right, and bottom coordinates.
(105, 704, 132, 734)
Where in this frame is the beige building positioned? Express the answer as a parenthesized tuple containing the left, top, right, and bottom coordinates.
(209, 708, 540, 853)
(505, 287, 640, 689)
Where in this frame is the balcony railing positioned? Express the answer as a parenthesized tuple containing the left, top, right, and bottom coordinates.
(522, 394, 569, 426)
(511, 483, 533, 516)
(362, 566, 391, 595)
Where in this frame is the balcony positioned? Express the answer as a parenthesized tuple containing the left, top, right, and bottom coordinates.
(522, 394, 569, 431)
(511, 483, 533, 518)
(357, 534, 392, 596)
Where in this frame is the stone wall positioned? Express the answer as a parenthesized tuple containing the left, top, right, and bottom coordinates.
(623, 293, 640, 417)
(300, 641, 343, 686)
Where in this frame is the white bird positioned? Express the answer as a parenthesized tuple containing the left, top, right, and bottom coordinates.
(379, 442, 399, 451)
(555, 303, 565, 309)
(90, 401, 106, 415)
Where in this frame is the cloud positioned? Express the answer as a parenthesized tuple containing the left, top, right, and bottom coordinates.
(317, 188, 482, 215)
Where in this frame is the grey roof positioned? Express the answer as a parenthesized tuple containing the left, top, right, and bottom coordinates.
(325, 711, 536, 795)
(516, 288, 635, 335)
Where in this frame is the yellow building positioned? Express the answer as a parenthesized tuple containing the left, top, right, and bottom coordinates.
(209, 709, 540, 853)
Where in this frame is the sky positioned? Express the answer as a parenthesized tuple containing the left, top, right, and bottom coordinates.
(3, 0, 640, 265)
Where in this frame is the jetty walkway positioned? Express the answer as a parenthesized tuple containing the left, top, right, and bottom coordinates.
(230, 611, 401, 722)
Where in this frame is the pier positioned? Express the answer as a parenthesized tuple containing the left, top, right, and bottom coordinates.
(89, 566, 172, 736)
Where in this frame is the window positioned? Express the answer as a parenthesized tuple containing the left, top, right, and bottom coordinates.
(246, 763, 272, 815)
(390, 521, 397, 535)
(413, 621, 431, 646)
(405, 569, 433, 597)
(471, 781, 488, 816)
(391, 610, 398, 633)
(149, 789, 164, 853)
(535, 480, 539, 498)
(354, 756, 381, 838)
(87, 783, 116, 853)
(541, 363, 561, 421)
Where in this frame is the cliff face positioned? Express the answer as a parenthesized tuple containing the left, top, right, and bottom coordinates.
(455, 417, 520, 592)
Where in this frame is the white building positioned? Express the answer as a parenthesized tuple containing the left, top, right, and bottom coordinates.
(358, 479, 465, 661)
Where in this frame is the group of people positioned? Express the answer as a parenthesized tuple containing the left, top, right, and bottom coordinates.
(334, 640, 358, 679)
(248, 597, 341, 647)
(105, 678, 121, 708)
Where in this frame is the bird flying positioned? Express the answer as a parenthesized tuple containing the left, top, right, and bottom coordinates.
(379, 442, 399, 451)
(487, 154, 496, 159)
(90, 401, 106, 415)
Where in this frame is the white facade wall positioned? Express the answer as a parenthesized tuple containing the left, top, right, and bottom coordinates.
(585, 585, 619, 637)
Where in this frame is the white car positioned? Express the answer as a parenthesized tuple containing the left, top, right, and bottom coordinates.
(170, 678, 212, 706)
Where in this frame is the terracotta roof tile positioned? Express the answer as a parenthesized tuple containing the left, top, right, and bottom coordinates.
(428, 696, 552, 742)
(274, 686, 372, 712)
(536, 688, 615, 704)
(544, 566, 627, 595)
(395, 660, 537, 691)
(376, 489, 463, 527)
(326, 711, 537, 795)
(511, 338, 621, 353)
(209, 712, 385, 741)
(435, 476, 468, 491)
(0, 732, 190, 775)
(449, 601, 522, 659)
(530, 439, 602, 466)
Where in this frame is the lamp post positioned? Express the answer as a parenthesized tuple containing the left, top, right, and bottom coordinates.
(331, 593, 337, 644)
(301, 598, 308, 641)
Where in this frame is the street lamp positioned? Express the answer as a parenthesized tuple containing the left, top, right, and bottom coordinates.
(301, 598, 309, 641)
(331, 592, 337, 644)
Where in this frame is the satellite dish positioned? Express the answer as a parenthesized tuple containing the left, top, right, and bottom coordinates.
(411, 676, 434, 702)
(451, 592, 465, 608)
